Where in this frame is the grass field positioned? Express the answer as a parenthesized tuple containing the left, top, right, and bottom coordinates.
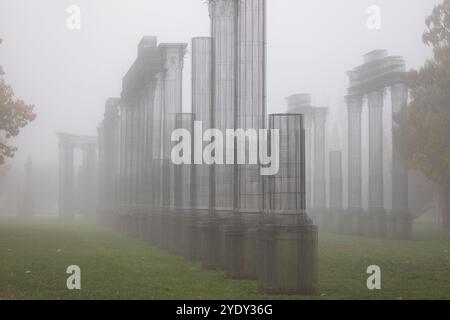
(0, 217, 449, 300)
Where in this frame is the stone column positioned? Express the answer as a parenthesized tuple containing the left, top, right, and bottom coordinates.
(236, 0, 266, 212)
(391, 83, 408, 214)
(313, 108, 327, 211)
(329, 151, 343, 210)
(192, 37, 212, 210)
(347, 95, 363, 212)
(159, 43, 187, 209)
(59, 140, 74, 220)
(367, 91, 384, 212)
(305, 115, 314, 209)
(209, 0, 237, 211)
(103, 99, 120, 220)
(151, 73, 164, 208)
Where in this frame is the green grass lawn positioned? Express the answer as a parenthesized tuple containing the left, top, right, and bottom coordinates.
(0, 217, 449, 300)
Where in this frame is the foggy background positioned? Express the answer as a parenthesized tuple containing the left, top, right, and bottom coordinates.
(0, 0, 440, 215)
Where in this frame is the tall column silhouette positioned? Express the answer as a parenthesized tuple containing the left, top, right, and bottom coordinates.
(313, 108, 327, 211)
(391, 83, 409, 215)
(368, 91, 384, 212)
(347, 95, 363, 212)
(192, 37, 213, 209)
(329, 151, 343, 210)
(209, 0, 237, 211)
(236, 0, 266, 212)
(159, 43, 187, 209)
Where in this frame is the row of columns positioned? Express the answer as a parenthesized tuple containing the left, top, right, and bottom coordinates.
(98, 0, 317, 294)
(346, 83, 408, 216)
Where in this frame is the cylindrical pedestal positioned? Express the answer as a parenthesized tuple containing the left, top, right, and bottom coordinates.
(367, 210, 387, 238)
(199, 217, 223, 270)
(346, 208, 363, 235)
(244, 227, 258, 280)
(258, 222, 318, 295)
(387, 213, 413, 240)
(181, 212, 202, 261)
(222, 221, 255, 280)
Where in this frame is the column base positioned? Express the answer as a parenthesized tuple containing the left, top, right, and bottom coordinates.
(257, 214, 318, 296)
(387, 210, 413, 240)
(199, 216, 223, 270)
(367, 208, 387, 238)
(181, 211, 202, 261)
(221, 216, 258, 280)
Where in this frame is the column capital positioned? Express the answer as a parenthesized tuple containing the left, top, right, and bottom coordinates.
(159, 43, 188, 71)
(390, 83, 408, 101)
(368, 90, 384, 109)
(346, 95, 363, 113)
(208, 0, 237, 18)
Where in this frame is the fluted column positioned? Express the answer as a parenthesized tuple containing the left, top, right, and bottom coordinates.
(104, 99, 120, 213)
(368, 91, 384, 212)
(305, 115, 313, 209)
(347, 95, 363, 211)
(209, 0, 237, 211)
(192, 37, 212, 210)
(313, 108, 327, 211)
(159, 43, 187, 209)
(329, 151, 343, 209)
(151, 73, 164, 208)
(236, 0, 266, 212)
(391, 83, 409, 214)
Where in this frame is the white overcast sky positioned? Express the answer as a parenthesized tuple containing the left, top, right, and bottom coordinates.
(0, 0, 441, 167)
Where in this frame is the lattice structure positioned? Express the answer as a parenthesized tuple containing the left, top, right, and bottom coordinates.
(208, 0, 267, 212)
(266, 114, 306, 212)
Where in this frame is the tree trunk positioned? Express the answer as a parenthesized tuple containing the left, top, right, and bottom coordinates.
(438, 184, 450, 232)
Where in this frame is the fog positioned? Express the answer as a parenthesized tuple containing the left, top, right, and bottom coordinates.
(0, 0, 440, 215)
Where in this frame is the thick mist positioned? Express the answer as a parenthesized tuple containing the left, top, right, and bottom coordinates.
(0, 0, 440, 215)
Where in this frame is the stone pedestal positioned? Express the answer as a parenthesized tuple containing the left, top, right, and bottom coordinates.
(136, 212, 151, 243)
(169, 210, 184, 255)
(257, 217, 318, 295)
(181, 211, 202, 261)
(387, 213, 413, 240)
(199, 216, 223, 270)
(221, 217, 257, 280)
(367, 210, 387, 237)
